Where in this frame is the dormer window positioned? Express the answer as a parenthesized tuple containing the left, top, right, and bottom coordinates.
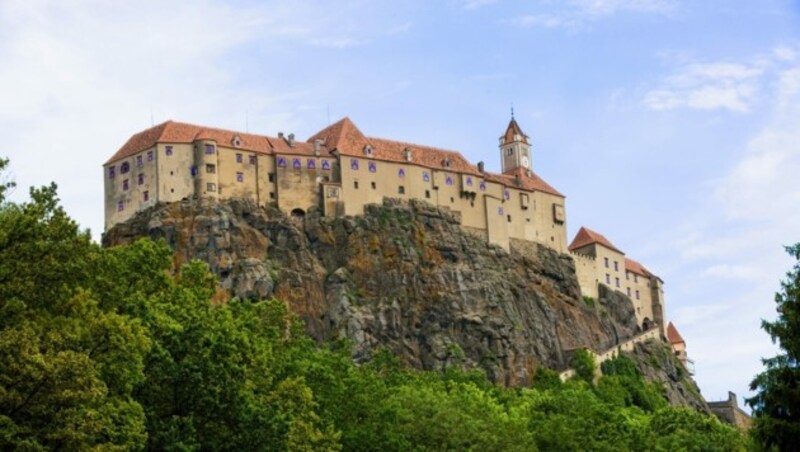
(442, 159, 452, 168)
(363, 144, 373, 156)
(232, 136, 242, 148)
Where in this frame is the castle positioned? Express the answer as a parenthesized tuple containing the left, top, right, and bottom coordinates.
(103, 116, 686, 359)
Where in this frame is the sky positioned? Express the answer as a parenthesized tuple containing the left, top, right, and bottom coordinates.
(1, 0, 799, 409)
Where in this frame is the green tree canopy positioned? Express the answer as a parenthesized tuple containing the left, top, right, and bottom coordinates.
(747, 243, 800, 450)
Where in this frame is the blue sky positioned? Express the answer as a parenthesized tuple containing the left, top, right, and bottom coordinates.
(2, 0, 799, 408)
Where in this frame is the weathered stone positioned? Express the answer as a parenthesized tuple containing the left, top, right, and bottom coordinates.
(103, 198, 656, 388)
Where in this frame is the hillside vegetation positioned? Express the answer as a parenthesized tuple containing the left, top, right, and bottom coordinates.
(0, 165, 747, 450)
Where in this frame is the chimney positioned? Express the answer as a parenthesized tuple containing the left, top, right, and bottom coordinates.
(314, 139, 323, 156)
(477, 161, 485, 173)
(404, 147, 412, 162)
(288, 133, 295, 147)
(278, 132, 284, 139)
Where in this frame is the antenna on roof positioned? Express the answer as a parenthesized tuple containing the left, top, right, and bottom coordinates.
(510, 103, 514, 119)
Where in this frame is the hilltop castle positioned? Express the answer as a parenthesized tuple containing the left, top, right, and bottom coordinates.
(103, 116, 684, 354)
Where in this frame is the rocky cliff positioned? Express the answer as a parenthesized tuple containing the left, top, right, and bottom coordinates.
(104, 197, 642, 386)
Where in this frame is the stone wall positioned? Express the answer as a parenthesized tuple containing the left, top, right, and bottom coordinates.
(708, 392, 752, 430)
(570, 251, 598, 299)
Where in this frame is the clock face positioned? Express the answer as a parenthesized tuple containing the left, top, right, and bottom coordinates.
(521, 156, 530, 168)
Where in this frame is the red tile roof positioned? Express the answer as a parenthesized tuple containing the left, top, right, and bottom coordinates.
(502, 118, 528, 144)
(625, 258, 651, 277)
(309, 117, 563, 197)
(105, 121, 277, 164)
(568, 226, 624, 254)
(667, 322, 685, 344)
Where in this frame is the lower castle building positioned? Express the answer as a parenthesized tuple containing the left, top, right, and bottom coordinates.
(104, 116, 673, 339)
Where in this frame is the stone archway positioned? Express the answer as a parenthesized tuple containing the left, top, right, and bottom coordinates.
(642, 317, 652, 331)
(290, 208, 306, 222)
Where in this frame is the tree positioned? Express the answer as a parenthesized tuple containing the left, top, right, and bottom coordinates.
(747, 243, 800, 450)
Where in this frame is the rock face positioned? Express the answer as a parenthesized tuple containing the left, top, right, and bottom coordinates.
(103, 197, 642, 386)
(627, 340, 709, 411)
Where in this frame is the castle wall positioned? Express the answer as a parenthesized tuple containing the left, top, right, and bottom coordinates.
(485, 195, 509, 251)
(256, 154, 277, 206)
(626, 269, 655, 326)
(275, 155, 338, 215)
(103, 145, 160, 230)
(571, 252, 599, 299)
(193, 140, 220, 200)
(156, 143, 195, 204)
(217, 147, 259, 202)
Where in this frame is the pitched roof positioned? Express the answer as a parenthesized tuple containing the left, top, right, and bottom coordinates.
(105, 120, 333, 165)
(502, 117, 528, 144)
(625, 258, 651, 277)
(501, 167, 564, 197)
(568, 226, 624, 254)
(667, 322, 685, 344)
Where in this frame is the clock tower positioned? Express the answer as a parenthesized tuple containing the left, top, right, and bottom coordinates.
(499, 117, 531, 173)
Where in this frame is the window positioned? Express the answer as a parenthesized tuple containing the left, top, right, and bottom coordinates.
(605, 274, 610, 284)
(506, 148, 513, 156)
(604, 257, 609, 268)
(191, 166, 198, 176)
(626, 272, 629, 280)
(137, 173, 144, 185)
(354, 181, 359, 189)
(635, 290, 640, 300)
(327, 187, 340, 198)
(136, 155, 143, 167)
(236, 153, 243, 163)
(371, 182, 376, 190)
(249, 155, 257, 165)
(268, 173, 275, 182)
(627, 287, 631, 296)
(398, 185, 405, 194)
(615, 277, 620, 288)
(206, 164, 216, 174)
(121, 162, 130, 174)
(143, 190, 149, 202)
(147, 150, 154, 162)
(205, 144, 215, 154)
(207, 183, 216, 192)
(236, 172, 244, 183)
(507, 215, 512, 223)
(117, 200, 124, 212)
(634, 274, 639, 283)
(122, 179, 129, 191)
(614, 261, 619, 271)
(269, 192, 276, 199)
(165, 146, 173, 156)
(425, 190, 430, 199)
(108, 166, 115, 179)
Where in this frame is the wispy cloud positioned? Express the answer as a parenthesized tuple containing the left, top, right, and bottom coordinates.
(643, 62, 765, 112)
(508, 0, 676, 31)
(456, 0, 498, 10)
(642, 46, 800, 113)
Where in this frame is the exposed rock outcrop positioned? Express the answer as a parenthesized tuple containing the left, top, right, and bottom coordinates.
(627, 340, 709, 411)
(103, 197, 642, 386)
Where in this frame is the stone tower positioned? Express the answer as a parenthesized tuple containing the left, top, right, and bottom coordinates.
(499, 117, 531, 173)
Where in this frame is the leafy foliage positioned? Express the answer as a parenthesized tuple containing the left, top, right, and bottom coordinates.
(570, 347, 597, 383)
(0, 160, 747, 450)
(748, 243, 800, 450)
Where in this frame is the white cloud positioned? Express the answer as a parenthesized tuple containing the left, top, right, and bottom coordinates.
(456, 0, 498, 10)
(508, 0, 676, 30)
(644, 62, 763, 112)
(308, 37, 363, 49)
(701, 264, 762, 281)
